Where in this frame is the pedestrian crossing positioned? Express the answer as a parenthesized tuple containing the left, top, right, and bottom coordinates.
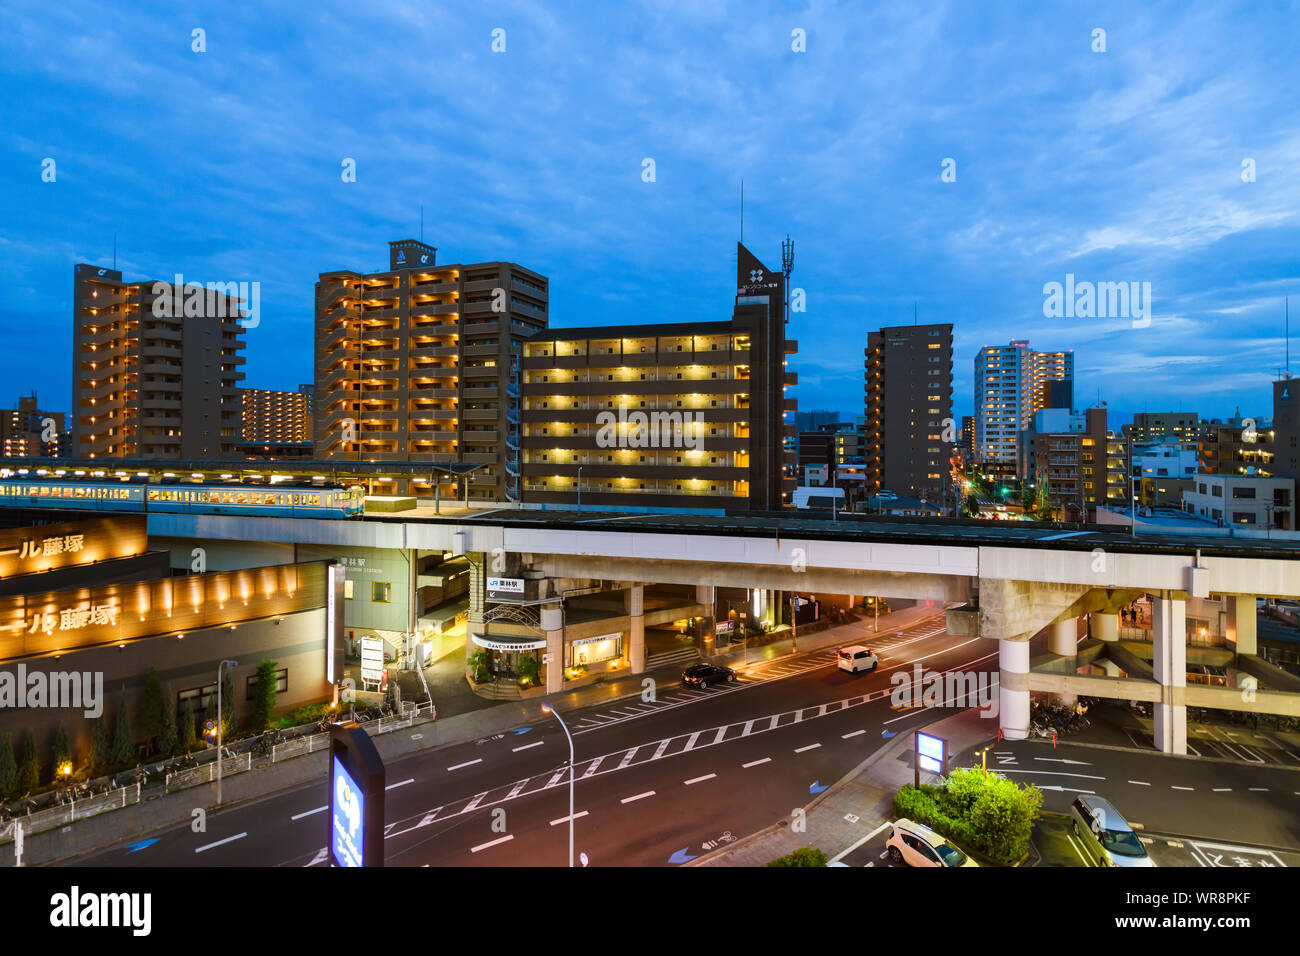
(569, 615, 950, 734)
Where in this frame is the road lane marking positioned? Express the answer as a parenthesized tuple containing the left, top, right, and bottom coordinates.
(550, 811, 589, 826)
(683, 731, 702, 751)
(652, 739, 671, 759)
(621, 790, 656, 804)
(829, 821, 892, 863)
(711, 727, 728, 745)
(842, 730, 866, 738)
(741, 719, 755, 736)
(447, 758, 483, 771)
(1248, 787, 1269, 792)
(292, 806, 327, 820)
(1171, 786, 1194, 791)
(742, 758, 770, 768)
(463, 791, 489, 811)
(513, 740, 544, 752)
(684, 773, 717, 785)
(1128, 781, 1150, 786)
(506, 779, 528, 799)
(617, 748, 638, 768)
(794, 744, 822, 753)
(196, 832, 247, 853)
(546, 769, 567, 787)
(386, 778, 415, 790)
(582, 756, 605, 778)
(471, 835, 514, 853)
(1212, 788, 1232, 792)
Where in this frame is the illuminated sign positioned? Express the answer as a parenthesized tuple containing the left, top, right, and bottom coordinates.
(915, 731, 946, 775)
(486, 577, 525, 602)
(0, 516, 147, 579)
(331, 755, 365, 868)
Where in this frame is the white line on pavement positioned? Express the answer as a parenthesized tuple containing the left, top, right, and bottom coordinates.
(447, 758, 483, 771)
(842, 729, 866, 738)
(621, 791, 656, 804)
(1212, 788, 1232, 792)
(196, 832, 247, 853)
(830, 821, 892, 863)
(550, 811, 589, 826)
(1128, 781, 1150, 786)
(292, 806, 327, 820)
(513, 740, 544, 752)
(470, 835, 514, 853)
(684, 773, 717, 785)
(1171, 786, 1194, 791)
(795, 743, 822, 753)
(386, 778, 415, 790)
(742, 758, 771, 768)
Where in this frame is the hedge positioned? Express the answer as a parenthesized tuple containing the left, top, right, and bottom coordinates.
(892, 767, 1041, 865)
(766, 847, 829, 867)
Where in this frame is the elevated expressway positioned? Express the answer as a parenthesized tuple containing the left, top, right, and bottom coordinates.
(148, 508, 1300, 754)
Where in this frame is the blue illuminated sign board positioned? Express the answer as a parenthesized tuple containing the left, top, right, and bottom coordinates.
(331, 755, 365, 868)
(328, 723, 386, 867)
(916, 732, 945, 774)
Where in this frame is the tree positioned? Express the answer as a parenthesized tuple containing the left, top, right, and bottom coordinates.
(221, 665, 236, 737)
(250, 660, 279, 733)
(156, 684, 178, 756)
(963, 493, 979, 517)
(0, 734, 16, 800)
(139, 666, 163, 753)
(18, 729, 40, 792)
(110, 691, 135, 765)
(51, 723, 71, 778)
(179, 696, 198, 752)
(90, 716, 112, 771)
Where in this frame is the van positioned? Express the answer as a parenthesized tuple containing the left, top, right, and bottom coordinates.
(837, 645, 878, 674)
(1069, 795, 1155, 867)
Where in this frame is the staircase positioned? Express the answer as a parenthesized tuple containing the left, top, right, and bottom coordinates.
(474, 679, 523, 700)
(646, 647, 700, 671)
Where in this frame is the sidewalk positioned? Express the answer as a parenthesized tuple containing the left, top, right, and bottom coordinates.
(690, 707, 995, 867)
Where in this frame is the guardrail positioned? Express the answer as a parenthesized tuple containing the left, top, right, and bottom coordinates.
(0, 701, 437, 847)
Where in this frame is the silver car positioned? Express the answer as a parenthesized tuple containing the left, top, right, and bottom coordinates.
(1069, 795, 1155, 867)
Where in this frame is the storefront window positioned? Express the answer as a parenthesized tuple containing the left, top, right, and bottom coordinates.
(567, 633, 622, 667)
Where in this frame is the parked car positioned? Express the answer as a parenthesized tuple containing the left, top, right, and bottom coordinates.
(885, 819, 978, 867)
(1069, 795, 1155, 867)
(836, 645, 879, 674)
(681, 662, 736, 689)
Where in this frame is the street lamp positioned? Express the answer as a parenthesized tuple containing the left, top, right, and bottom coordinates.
(540, 702, 575, 867)
(216, 659, 237, 805)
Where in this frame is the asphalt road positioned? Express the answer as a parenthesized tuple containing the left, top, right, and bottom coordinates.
(71, 613, 1001, 867)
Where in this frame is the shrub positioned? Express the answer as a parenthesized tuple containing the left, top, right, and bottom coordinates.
(516, 655, 540, 687)
(110, 692, 135, 765)
(892, 768, 1041, 865)
(250, 660, 280, 733)
(0, 735, 16, 799)
(156, 684, 178, 756)
(766, 847, 828, 867)
(18, 729, 40, 792)
(274, 702, 332, 728)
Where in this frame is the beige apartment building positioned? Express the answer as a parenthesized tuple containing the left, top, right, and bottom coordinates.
(241, 385, 313, 444)
(72, 264, 246, 458)
(314, 240, 547, 501)
(518, 243, 797, 512)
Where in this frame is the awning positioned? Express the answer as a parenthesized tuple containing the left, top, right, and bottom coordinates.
(472, 633, 546, 652)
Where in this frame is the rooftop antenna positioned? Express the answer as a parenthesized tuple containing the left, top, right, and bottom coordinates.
(1287, 297, 1291, 377)
(781, 234, 794, 325)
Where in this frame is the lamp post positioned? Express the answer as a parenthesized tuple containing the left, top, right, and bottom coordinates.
(540, 702, 575, 867)
(215, 658, 237, 805)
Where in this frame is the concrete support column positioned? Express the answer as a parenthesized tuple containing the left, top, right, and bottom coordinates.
(542, 605, 563, 694)
(1152, 595, 1187, 755)
(627, 585, 646, 674)
(1090, 611, 1119, 642)
(1228, 594, 1258, 656)
(696, 584, 716, 655)
(998, 638, 1031, 741)
(1049, 617, 1078, 706)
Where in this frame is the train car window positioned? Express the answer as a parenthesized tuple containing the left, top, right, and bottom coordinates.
(309, 494, 320, 505)
(148, 489, 159, 501)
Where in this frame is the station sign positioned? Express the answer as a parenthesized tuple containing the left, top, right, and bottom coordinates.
(360, 637, 385, 685)
(914, 731, 947, 786)
(487, 577, 525, 602)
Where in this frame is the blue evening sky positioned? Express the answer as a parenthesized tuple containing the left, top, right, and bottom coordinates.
(2, 1, 1297, 426)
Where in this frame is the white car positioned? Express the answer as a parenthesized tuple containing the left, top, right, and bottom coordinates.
(837, 645, 878, 674)
(885, 819, 979, 867)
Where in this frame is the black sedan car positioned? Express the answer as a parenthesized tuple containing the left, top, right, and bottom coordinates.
(682, 662, 737, 689)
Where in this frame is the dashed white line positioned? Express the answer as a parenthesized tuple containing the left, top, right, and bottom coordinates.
(386, 777, 415, 790)
(447, 758, 483, 771)
(1128, 781, 1150, 786)
(1171, 786, 1194, 791)
(470, 834, 514, 853)
(742, 758, 771, 768)
(684, 773, 717, 785)
(550, 810, 589, 826)
(196, 832, 247, 853)
(1248, 787, 1269, 792)
(512, 740, 544, 752)
(1212, 788, 1232, 793)
(292, 806, 326, 820)
(621, 790, 656, 804)
(842, 730, 866, 739)
(794, 743, 822, 753)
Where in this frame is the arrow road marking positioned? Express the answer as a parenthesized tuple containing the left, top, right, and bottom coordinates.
(668, 847, 697, 864)
(124, 838, 159, 854)
(810, 781, 828, 794)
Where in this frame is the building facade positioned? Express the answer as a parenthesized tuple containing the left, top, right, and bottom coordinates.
(241, 385, 314, 444)
(1198, 410, 1274, 476)
(1123, 411, 1201, 445)
(864, 323, 953, 500)
(1185, 473, 1294, 530)
(518, 243, 796, 512)
(72, 264, 246, 459)
(314, 239, 548, 501)
(1, 394, 64, 457)
(974, 340, 1074, 474)
(1273, 377, 1299, 481)
(1030, 407, 1128, 520)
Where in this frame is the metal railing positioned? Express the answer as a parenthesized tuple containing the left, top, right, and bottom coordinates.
(0, 701, 438, 847)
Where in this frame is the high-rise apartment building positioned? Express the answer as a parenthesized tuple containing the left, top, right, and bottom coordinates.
(1123, 411, 1201, 445)
(241, 385, 313, 444)
(518, 243, 796, 512)
(314, 239, 548, 501)
(863, 323, 953, 499)
(1, 394, 64, 457)
(1031, 407, 1128, 520)
(72, 264, 246, 458)
(974, 340, 1074, 474)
